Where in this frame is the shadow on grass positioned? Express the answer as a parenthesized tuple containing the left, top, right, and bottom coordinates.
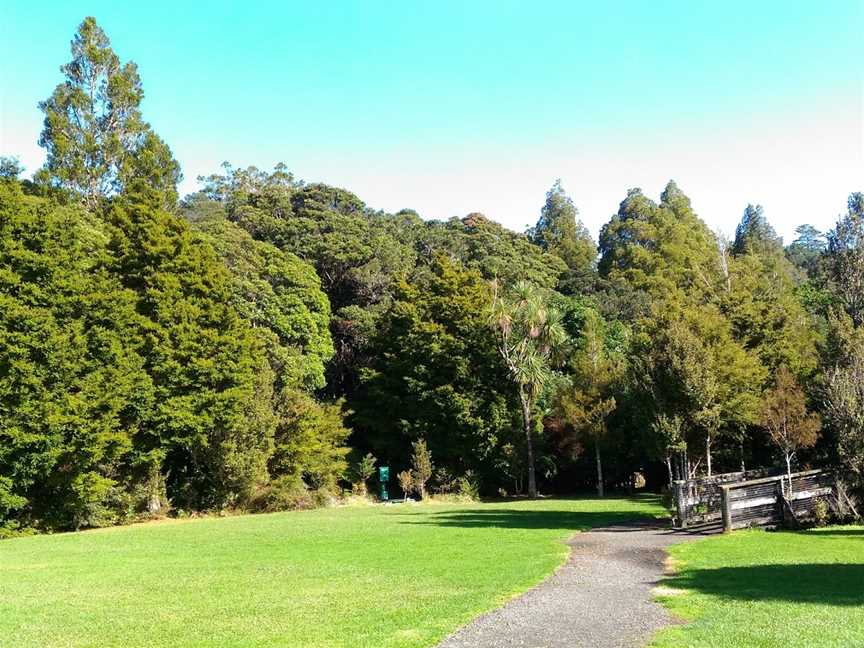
(663, 564, 864, 606)
(397, 508, 665, 531)
(805, 528, 864, 537)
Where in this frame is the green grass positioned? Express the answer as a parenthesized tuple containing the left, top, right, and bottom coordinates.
(652, 526, 864, 648)
(0, 496, 663, 648)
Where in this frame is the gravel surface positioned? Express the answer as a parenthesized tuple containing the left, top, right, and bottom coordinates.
(437, 520, 714, 648)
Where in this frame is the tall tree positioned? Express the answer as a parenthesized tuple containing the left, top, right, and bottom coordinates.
(107, 188, 275, 510)
(38, 17, 181, 209)
(0, 179, 152, 530)
(529, 180, 597, 293)
(352, 256, 513, 485)
(555, 310, 623, 496)
(827, 193, 864, 326)
(725, 207, 820, 376)
(491, 281, 567, 497)
(732, 204, 782, 256)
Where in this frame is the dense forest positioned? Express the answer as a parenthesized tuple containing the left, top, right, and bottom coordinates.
(1, 18, 862, 533)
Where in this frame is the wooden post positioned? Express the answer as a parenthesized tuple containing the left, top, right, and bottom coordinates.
(721, 485, 732, 533)
(674, 480, 688, 528)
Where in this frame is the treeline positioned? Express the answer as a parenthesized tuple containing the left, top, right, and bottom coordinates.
(1, 18, 863, 533)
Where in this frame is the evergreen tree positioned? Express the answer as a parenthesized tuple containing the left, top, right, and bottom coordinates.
(38, 17, 181, 209)
(107, 188, 274, 509)
(827, 193, 864, 326)
(0, 180, 151, 530)
(732, 204, 782, 255)
(529, 180, 597, 293)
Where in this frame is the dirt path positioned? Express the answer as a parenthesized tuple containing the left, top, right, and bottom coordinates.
(437, 520, 712, 648)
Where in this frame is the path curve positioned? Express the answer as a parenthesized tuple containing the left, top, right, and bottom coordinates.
(437, 520, 711, 648)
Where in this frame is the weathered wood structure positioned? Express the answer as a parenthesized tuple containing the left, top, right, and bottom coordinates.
(719, 469, 833, 532)
(672, 468, 774, 528)
(672, 468, 834, 531)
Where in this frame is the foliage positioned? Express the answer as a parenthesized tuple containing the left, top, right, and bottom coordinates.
(397, 470, 414, 498)
(349, 452, 377, 495)
(822, 332, 864, 487)
(491, 280, 568, 497)
(554, 308, 623, 496)
(190, 214, 333, 391)
(528, 180, 597, 293)
(37, 17, 180, 210)
(270, 390, 350, 491)
(352, 256, 514, 487)
(410, 438, 434, 499)
(761, 366, 821, 479)
(826, 193, 864, 326)
(0, 180, 151, 530)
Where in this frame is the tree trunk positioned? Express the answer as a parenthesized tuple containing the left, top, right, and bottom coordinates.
(785, 453, 793, 498)
(666, 455, 674, 487)
(520, 389, 537, 498)
(706, 435, 713, 477)
(595, 443, 604, 497)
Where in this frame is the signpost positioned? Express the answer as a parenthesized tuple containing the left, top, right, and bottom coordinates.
(379, 466, 390, 501)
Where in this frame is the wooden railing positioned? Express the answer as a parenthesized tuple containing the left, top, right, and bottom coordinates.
(719, 469, 833, 532)
(672, 468, 776, 528)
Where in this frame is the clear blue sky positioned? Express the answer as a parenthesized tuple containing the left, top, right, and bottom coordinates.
(2, 1, 862, 241)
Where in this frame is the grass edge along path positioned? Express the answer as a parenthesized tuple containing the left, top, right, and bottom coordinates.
(650, 526, 864, 648)
(0, 495, 664, 648)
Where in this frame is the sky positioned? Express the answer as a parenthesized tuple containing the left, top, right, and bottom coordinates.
(1, 1, 862, 243)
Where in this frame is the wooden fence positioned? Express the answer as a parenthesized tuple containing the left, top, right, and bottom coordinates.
(672, 468, 776, 528)
(720, 469, 834, 532)
(672, 468, 834, 530)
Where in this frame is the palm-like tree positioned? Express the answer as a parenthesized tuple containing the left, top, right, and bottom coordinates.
(492, 281, 567, 497)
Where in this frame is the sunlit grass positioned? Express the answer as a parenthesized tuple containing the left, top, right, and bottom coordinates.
(652, 526, 864, 648)
(0, 496, 664, 648)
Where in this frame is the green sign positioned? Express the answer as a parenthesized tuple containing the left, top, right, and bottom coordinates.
(379, 466, 389, 482)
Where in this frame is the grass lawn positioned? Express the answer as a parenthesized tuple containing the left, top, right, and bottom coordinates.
(652, 526, 864, 648)
(0, 495, 663, 648)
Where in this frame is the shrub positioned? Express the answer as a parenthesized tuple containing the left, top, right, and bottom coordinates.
(411, 439, 433, 499)
(397, 470, 414, 499)
(251, 475, 332, 512)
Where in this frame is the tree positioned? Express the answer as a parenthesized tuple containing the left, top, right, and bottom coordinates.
(397, 470, 414, 499)
(492, 281, 567, 497)
(107, 188, 275, 510)
(786, 224, 826, 277)
(827, 193, 864, 326)
(529, 180, 597, 293)
(269, 391, 350, 492)
(38, 17, 181, 209)
(732, 204, 782, 256)
(555, 310, 622, 496)
(411, 439, 433, 499)
(190, 215, 334, 392)
(725, 208, 820, 376)
(599, 182, 723, 308)
(761, 367, 821, 485)
(352, 256, 513, 488)
(350, 453, 377, 495)
(0, 179, 152, 530)
(0, 157, 22, 180)
(822, 319, 864, 489)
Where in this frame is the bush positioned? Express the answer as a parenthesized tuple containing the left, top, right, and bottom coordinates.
(813, 498, 830, 527)
(250, 475, 333, 512)
(456, 472, 480, 500)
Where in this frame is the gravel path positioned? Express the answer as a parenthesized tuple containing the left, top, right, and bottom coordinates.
(437, 520, 714, 648)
